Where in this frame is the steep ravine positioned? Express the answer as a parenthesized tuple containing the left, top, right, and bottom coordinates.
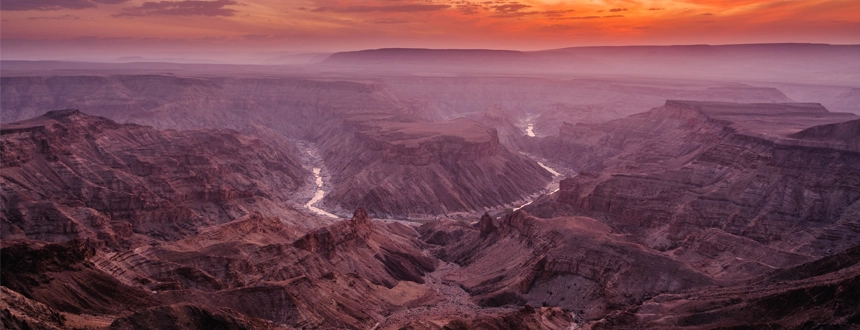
(299, 142, 340, 219)
(305, 146, 567, 221)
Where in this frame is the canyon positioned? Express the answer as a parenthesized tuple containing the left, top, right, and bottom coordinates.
(1, 44, 859, 329)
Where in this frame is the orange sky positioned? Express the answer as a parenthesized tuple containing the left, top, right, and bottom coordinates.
(1, 0, 859, 61)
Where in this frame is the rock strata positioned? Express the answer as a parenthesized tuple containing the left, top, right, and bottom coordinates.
(1, 110, 314, 245)
(528, 101, 860, 273)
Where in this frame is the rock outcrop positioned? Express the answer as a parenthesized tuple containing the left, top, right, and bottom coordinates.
(1, 110, 314, 245)
(0, 240, 155, 315)
(76, 208, 438, 328)
(400, 305, 576, 330)
(421, 211, 711, 320)
(790, 118, 860, 145)
(1, 286, 67, 330)
(319, 115, 552, 218)
(592, 245, 860, 329)
(478, 212, 496, 238)
(527, 101, 860, 278)
(293, 207, 374, 258)
(109, 304, 274, 330)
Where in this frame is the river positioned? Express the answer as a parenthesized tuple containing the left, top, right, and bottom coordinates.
(305, 167, 339, 219)
(300, 130, 566, 220)
(525, 118, 536, 137)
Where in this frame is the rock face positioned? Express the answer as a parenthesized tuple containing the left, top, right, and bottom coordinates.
(91, 209, 438, 328)
(593, 245, 860, 329)
(321, 116, 552, 217)
(293, 207, 374, 257)
(472, 104, 527, 149)
(478, 212, 496, 237)
(0, 205, 444, 329)
(527, 100, 860, 279)
(400, 305, 576, 330)
(109, 304, 274, 330)
(1, 75, 554, 218)
(0, 240, 155, 316)
(790, 118, 860, 145)
(420, 211, 711, 320)
(1, 110, 315, 245)
(1, 286, 68, 330)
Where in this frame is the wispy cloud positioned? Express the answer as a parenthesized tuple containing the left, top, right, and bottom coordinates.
(2, 0, 96, 11)
(113, 0, 240, 17)
(2, 0, 131, 11)
(310, 4, 450, 13)
(491, 3, 531, 13)
(27, 14, 81, 20)
(365, 18, 410, 24)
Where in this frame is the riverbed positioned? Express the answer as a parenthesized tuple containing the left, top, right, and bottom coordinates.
(305, 167, 339, 219)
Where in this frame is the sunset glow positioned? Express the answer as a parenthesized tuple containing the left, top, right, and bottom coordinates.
(2, 0, 859, 61)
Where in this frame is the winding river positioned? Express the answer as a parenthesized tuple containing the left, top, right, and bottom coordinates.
(301, 121, 566, 219)
(300, 145, 340, 219)
(525, 119, 536, 137)
(305, 167, 339, 219)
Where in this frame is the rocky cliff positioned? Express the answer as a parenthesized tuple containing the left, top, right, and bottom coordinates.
(2, 75, 554, 219)
(318, 115, 552, 218)
(591, 244, 860, 329)
(87, 208, 439, 328)
(1, 110, 314, 246)
(527, 101, 860, 278)
(790, 118, 860, 145)
(420, 211, 711, 320)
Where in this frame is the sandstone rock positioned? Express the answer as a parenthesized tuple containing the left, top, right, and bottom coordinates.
(1, 110, 314, 245)
(0, 286, 67, 330)
(421, 211, 711, 320)
(293, 207, 374, 258)
(109, 304, 274, 330)
(478, 212, 496, 238)
(790, 118, 860, 145)
(87, 207, 438, 328)
(399, 305, 576, 330)
(594, 245, 860, 329)
(319, 116, 552, 218)
(0, 239, 155, 315)
(527, 101, 860, 275)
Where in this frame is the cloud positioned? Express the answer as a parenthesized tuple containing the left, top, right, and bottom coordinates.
(457, 4, 482, 15)
(488, 3, 578, 18)
(541, 9, 576, 17)
(648, 7, 665, 10)
(1, 0, 132, 11)
(557, 15, 601, 20)
(365, 18, 410, 24)
(241, 34, 290, 41)
(311, 4, 450, 13)
(1, 0, 95, 11)
(113, 0, 240, 17)
(491, 3, 531, 13)
(27, 14, 81, 20)
(609, 8, 627, 12)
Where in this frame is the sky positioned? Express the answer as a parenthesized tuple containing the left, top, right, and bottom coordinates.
(1, 0, 859, 62)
